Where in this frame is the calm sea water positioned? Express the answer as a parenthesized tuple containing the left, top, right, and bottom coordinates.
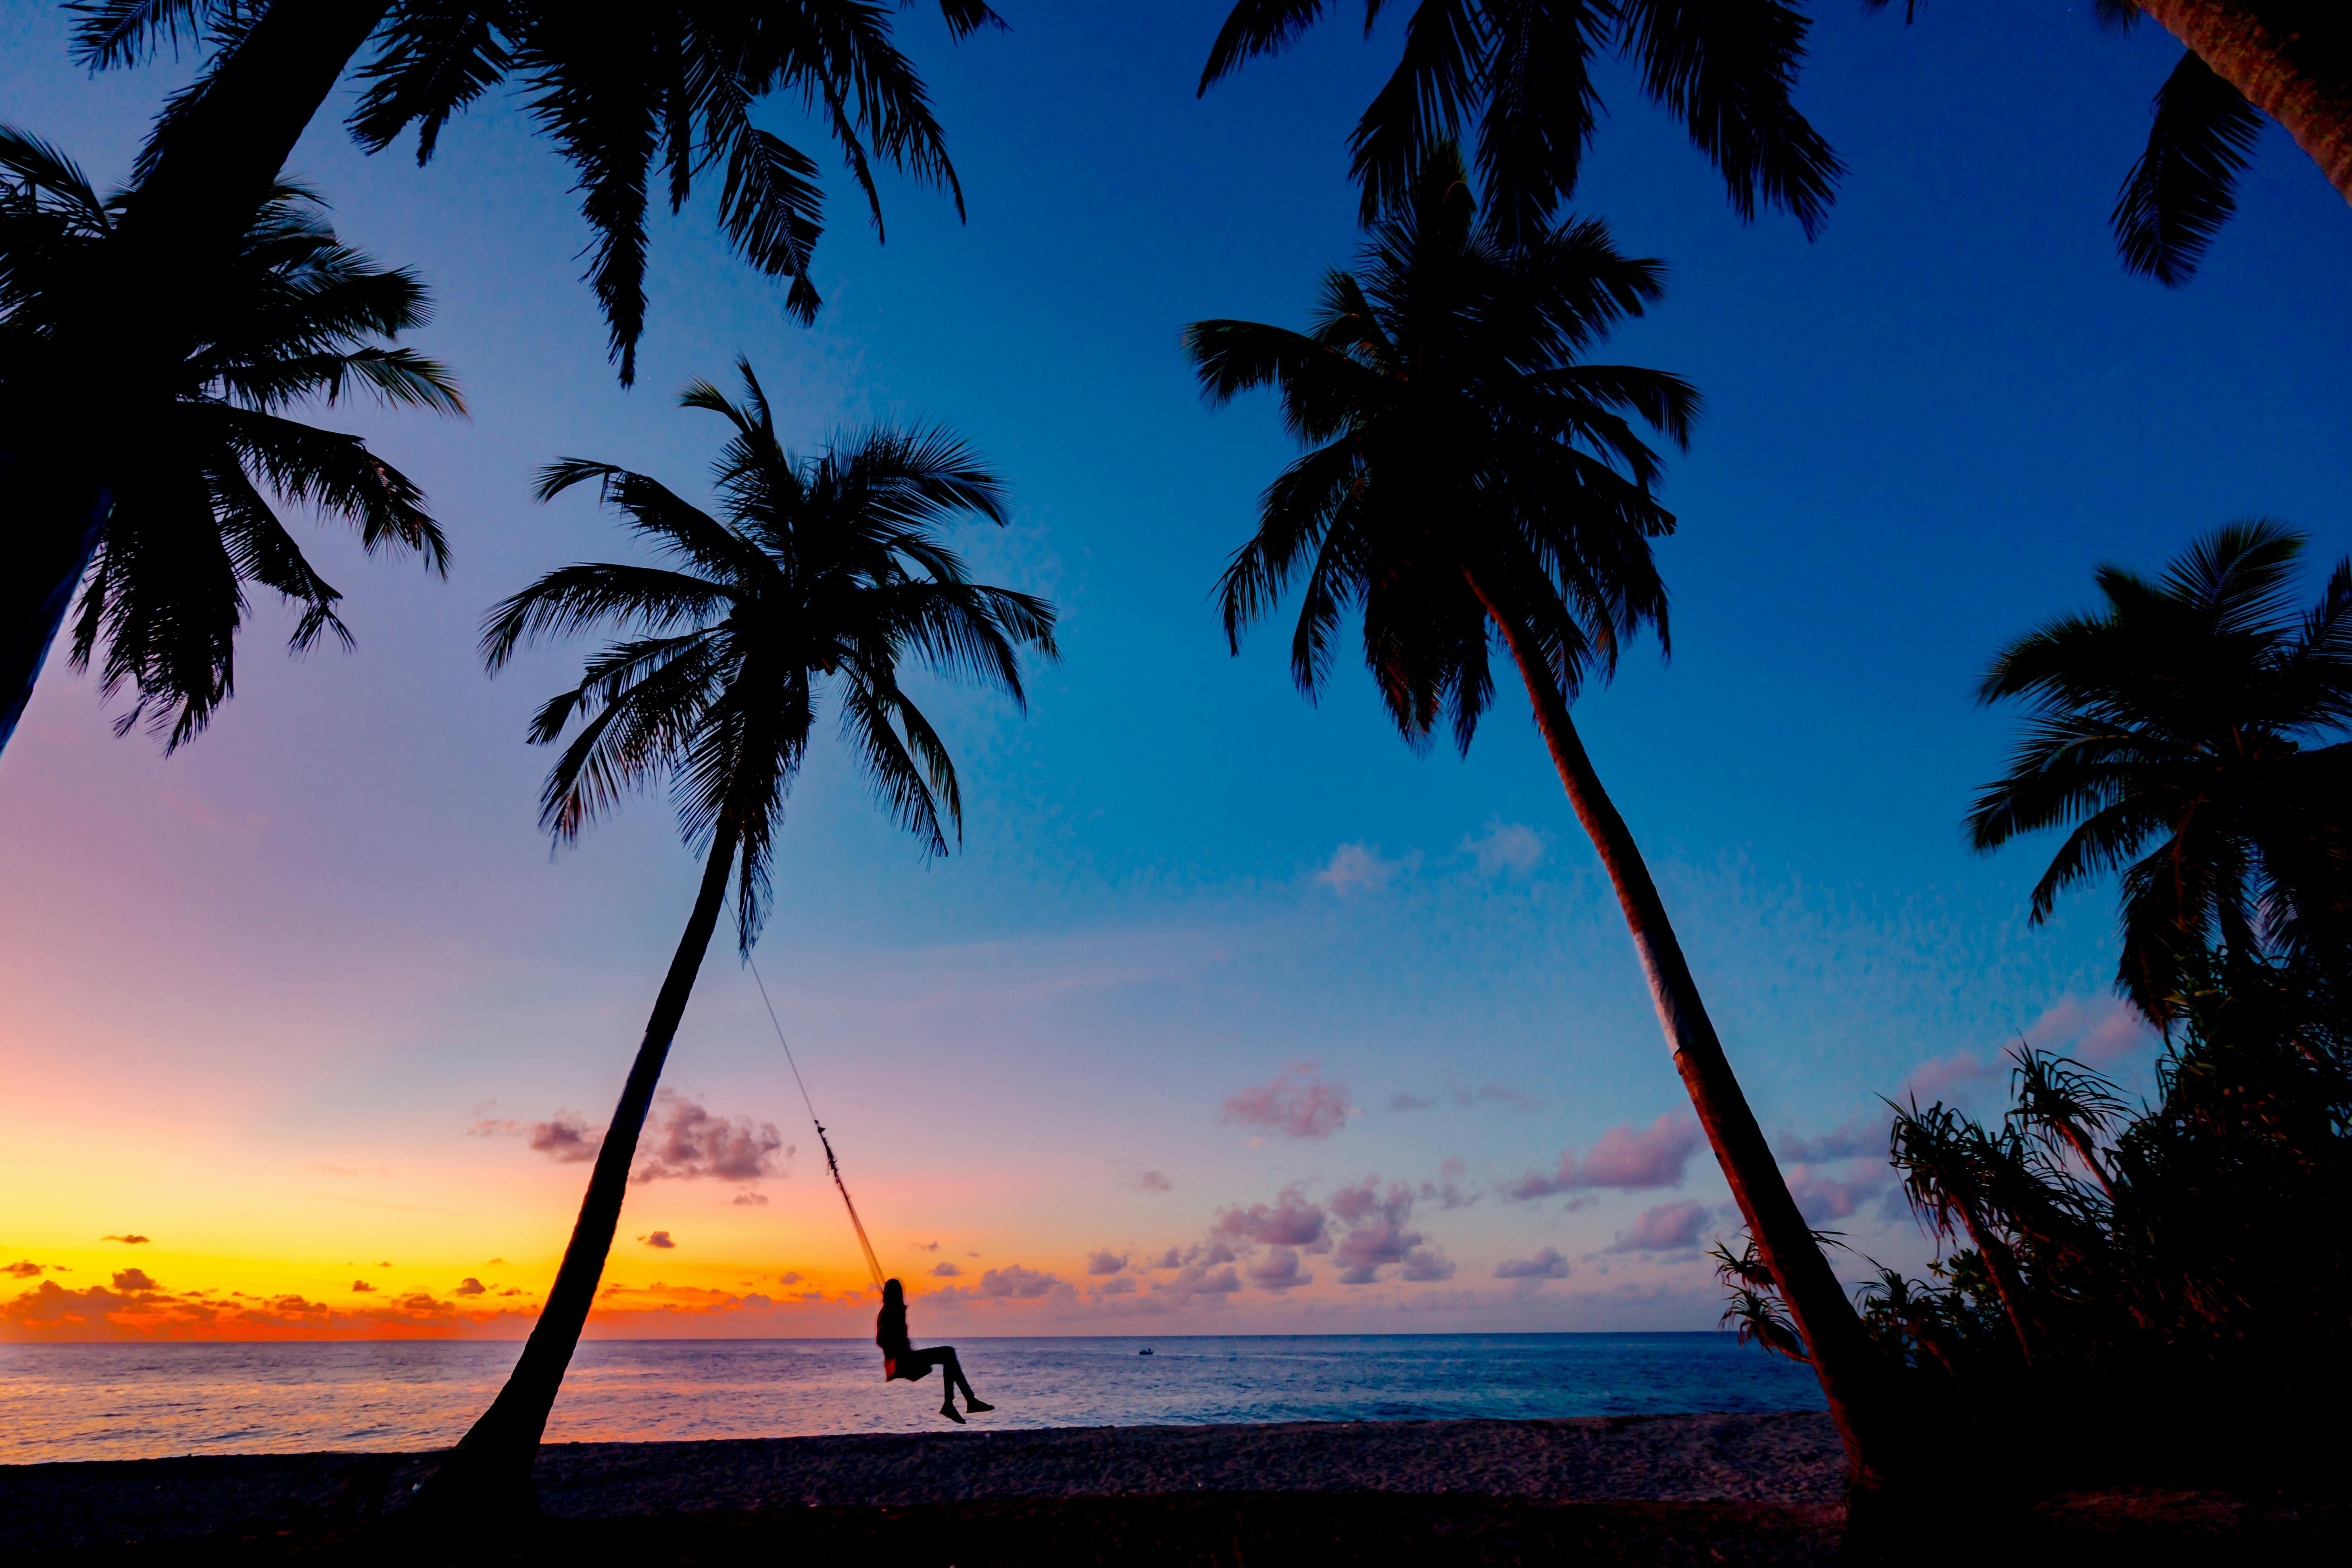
(0, 1334, 1825, 1466)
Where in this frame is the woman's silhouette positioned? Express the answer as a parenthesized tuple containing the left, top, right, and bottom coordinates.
(876, 1278, 993, 1422)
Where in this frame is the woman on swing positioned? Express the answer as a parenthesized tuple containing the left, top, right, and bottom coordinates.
(877, 1278, 993, 1422)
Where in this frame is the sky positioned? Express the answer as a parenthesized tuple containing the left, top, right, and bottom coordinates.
(3, 2, 2348, 1344)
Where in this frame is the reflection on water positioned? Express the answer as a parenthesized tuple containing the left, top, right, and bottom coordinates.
(0, 1333, 1825, 1464)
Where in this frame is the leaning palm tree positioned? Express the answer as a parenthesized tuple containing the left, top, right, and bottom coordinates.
(430, 360, 1054, 1511)
(3, 0, 1000, 761)
(0, 125, 460, 755)
(1199, 0, 1842, 247)
(1968, 521, 2352, 1024)
(1182, 145, 1901, 1493)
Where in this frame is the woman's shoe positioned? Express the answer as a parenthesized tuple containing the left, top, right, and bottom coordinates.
(963, 1399, 995, 1413)
(940, 1404, 966, 1424)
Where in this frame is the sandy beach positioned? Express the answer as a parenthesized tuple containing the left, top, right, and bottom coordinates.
(6, 1412, 1840, 1555)
(5, 1410, 2341, 1564)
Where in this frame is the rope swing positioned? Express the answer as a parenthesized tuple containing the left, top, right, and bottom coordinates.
(749, 955, 887, 1293)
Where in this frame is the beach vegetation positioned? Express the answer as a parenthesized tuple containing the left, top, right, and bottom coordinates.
(419, 359, 1054, 1514)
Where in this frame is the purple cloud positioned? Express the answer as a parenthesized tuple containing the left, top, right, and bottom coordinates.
(931, 1261, 962, 1278)
(453, 1277, 486, 1297)
(1131, 1170, 1175, 1192)
(1246, 1248, 1312, 1291)
(1785, 1166, 1891, 1223)
(1221, 1063, 1351, 1139)
(633, 1093, 786, 1183)
(1775, 1115, 1887, 1164)
(1086, 1250, 1128, 1276)
(638, 1230, 676, 1249)
(1504, 1114, 1702, 1199)
(1213, 1185, 1330, 1249)
(1495, 1247, 1571, 1280)
(1607, 1199, 1711, 1254)
(978, 1264, 1068, 1301)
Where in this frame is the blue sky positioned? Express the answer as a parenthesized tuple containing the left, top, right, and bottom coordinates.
(3, 2, 2348, 1339)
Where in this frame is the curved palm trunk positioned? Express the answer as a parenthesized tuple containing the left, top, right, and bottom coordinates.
(0, 477, 107, 759)
(2137, 2, 2352, 205)
(1464, 574, 1901, 1495)
(418, 832, 738, 1516)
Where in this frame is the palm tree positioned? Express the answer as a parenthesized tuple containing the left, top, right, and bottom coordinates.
(1865, 2, 2348, 284)
(0, 125, 460, 755)
(2, 0, 1000, 761)
(430, 359, 1055, 1511)
(1199, 0, 1843, 248)
(1182, 145, 1902, 1494)
(1968, 521, 2352, 1024)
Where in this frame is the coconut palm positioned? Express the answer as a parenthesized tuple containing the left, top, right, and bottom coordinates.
(1968, 521, 2352, 1024)
(1865, 2, 2348, 284)
(1199, 0, 1842, 247)
(0, 125, 459, 755)
(433, 360, 1054, 1510)
(1181, 145, 1901, 1492)
(2, 0, 999, 761)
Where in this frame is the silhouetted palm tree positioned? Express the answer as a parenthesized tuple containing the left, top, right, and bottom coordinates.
(1199, 0, 1842, 247)
(1182, 145, 1901, 1493)
(0, 125, 460, 754)
(1969, 520, 2352, 1023)
(434, 360, 1054, 1510)
(3, 1, 998, 761)
(1866, 1, 2349, 284)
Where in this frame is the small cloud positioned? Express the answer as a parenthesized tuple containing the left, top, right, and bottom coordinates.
(639, 1231, 677, 1250)
(1786, 1166, 1892, 1223)
(1130, 1170, 1175, 1193)
(486, 1257, 507, 1266)
(931, 1261, 963, 1278)
(1463, 820, 1545, 877)
(1245, 1248, 1312, 1292)
(1316, 841, 1419, 893)
(101, 1234, 150, 1245)
(1775, 1116, 1886, 1164)
(977, 1264, 1067, 1300)
(1903, 1052, 1994, 1105)
(1607, 1199, 1711, 1254)
(524, 1113, 601, 1163)
(915, 1241, 940, 1252)
(1086, 1250, 1128, 1276)
(4, 1261, 47, 1278)
(452, 1278, 487, 1297)
(1147, 1247, 1183, 1270)
(1097, 1275, 1138, 1296)
(1463, 1082, 1539, 1112)
(497, 1287, 524, 1297)
(1222, 1062, 1351, 1140)
(1495, 1247, 1571, 1280)
(351, 1280, 377, 1293)
(634, 1092, 787, 1183)
(1389, 1091, 1438, 1111)
(2025, 994, 2158, 1069)
(1214, 1186, 1329, 1249)
(1503, 1114, 1701, 1199)
(1417, 1155, 1479, 1210)
(730, 1191, 770, 1206)
(112, 1269, 158, 1292)
(1397, 1246, 1455, 1283)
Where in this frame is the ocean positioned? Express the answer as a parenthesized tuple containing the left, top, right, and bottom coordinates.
(0, 1333, 1825, 1466)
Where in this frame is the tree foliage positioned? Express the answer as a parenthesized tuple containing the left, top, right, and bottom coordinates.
(0, 122, 459, 749)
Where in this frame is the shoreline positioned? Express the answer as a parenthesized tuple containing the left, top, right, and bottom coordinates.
(2, 1411, 1841, 1555)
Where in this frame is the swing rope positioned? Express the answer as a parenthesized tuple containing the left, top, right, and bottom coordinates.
(749, 955, 886, 1292)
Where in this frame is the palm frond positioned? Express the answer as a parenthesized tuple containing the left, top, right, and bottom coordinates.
(2114, 50, 2264, 287)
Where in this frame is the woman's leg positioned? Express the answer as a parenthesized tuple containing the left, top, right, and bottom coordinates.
(938, 1348, 991, 1410)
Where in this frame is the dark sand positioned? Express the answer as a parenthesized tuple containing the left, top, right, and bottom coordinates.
(6, 1412, 2338, 1565)
(2, 1412, 1840, 1553)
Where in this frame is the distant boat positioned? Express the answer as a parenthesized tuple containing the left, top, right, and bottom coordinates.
(1138, 1347, 1154, 1356)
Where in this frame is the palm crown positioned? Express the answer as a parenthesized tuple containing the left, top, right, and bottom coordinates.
(0, 125, 461, 750)
(483, 359, 1057, 945)
(76, 1, 1002, 383)
(1969, 521, 2352, 1021)
(1184, 146, 1697, 753)
(1201, 0, 1840, 247)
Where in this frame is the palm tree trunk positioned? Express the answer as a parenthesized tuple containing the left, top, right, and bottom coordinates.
(0, 476, 107, 759)
(1463, 573, 1901, 1495)
(2137, 2, 2352, 206)
(117, 0, 394, 259)
(1952, 1199, 2041, 1364)
(417, 830, 739, 1517)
